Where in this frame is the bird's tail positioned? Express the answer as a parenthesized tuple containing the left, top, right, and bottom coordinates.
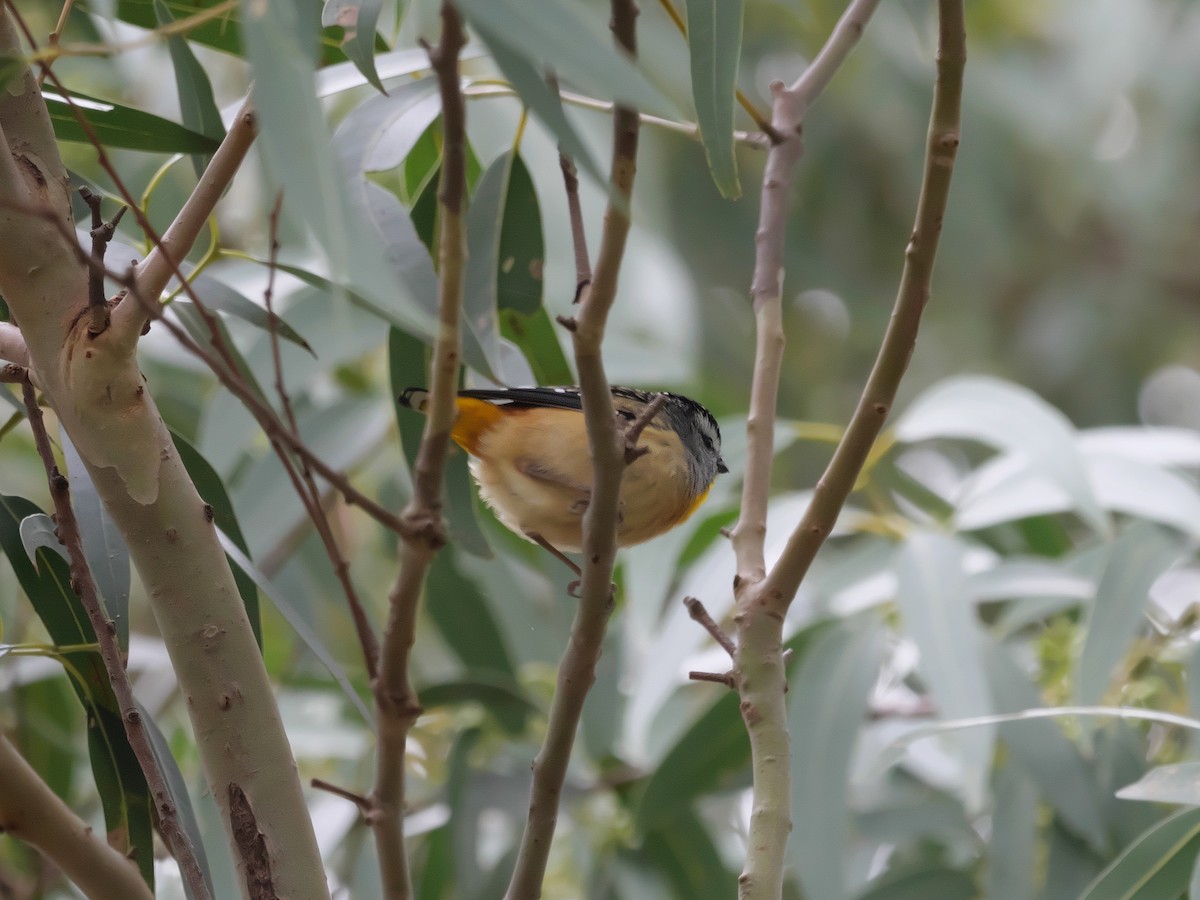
(397, 387, 429, 412)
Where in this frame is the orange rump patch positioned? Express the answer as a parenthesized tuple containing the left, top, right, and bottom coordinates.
(451, 397, 506, 455)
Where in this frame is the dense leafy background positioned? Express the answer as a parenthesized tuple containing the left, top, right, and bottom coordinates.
(3, 0, 1200, 897)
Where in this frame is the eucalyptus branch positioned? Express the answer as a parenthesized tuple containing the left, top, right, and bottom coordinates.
(0, 734, 153, 900)
(732, 0, 882, 582)
(505, 2, 641, 896)
(21, 380, 212, 900)
(464, 84, 767, 148)
(370, 4, 467, 898)
(763, 0, 965, 609)
(726, 0, 964, 896)
(111, 97, 258, 343)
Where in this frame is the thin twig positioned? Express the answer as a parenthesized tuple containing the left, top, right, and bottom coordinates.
(311, 778, 373, 814)
(78, 187, 125, 336)
(260, 192, 380, 679)
(684, 596, 736, 658)
(504, 1, 641, 896)
(21, 379, 212, 900)
(0, 192, 417, 540)
(621, 392, 665, 463)
(371, 4, 468, 898)
(558, 153, 591, 300)
(689, 670, 736, 688)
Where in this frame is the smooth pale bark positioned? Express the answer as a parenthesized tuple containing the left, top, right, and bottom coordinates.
(0, 12, 329, 898)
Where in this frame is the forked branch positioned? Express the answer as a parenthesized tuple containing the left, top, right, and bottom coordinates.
(370, 3, 467, 897)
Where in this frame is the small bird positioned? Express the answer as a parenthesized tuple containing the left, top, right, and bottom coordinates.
(398, 385, 727, 553)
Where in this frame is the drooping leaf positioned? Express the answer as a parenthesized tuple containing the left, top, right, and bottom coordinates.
(153, 0, 226, 179)
(188, 273, 314, 354)
(1117, 762, 1200, 806)
(896, 376, 1109, 535)
(139, 703, 215, 899)
(240, 0, 435, 345)
(1079, 807, 1200, 900)
(217, 532, 372, 724)
(455, 0, 675, 115)
(1075, 522, 1185, 708)
(790, 615, 885, 900)
(638, 807, 738, 900)
(0, 496, 155, 888)
(45, 89, 221, 154)
(894, 530, 994, 811)
(683, 0, 743, 198)
(983, 640, 1108, 852)
(61, 430, 132, 653)
(322, 0, 386, 93)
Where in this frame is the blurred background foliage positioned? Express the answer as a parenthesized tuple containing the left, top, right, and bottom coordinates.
(3, 0, 1200, 897)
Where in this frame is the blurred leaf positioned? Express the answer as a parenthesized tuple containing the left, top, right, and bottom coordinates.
(499, 308, 573, 386)
(856, 866, 976, 900)
(189, 273, 314, 354)
(639, 807, 737, 900)
(153, 0, 226, 179)
(241, 0, 435, 345)
(114, 0, 379, 63)
(985, 762, 1039, 900)
(336, 81, 442, 175)
(420, 678, 540, 726)
(425, 550, 530, 733)
(317, 46, 486, 97)
(1117, 762, 1200, 806)
(172, 299, 269, 403)
(0, 495, 155, 888)
(464, 151, 536, 385)
(1087, 455, 1200, 538)
(171, 431, 262, 648)
(322, 0, 385, 93)
(139, 702, 214, 899)
(1080, 427, 1200, 467)
(1043, 818, 1106, 900)
(1079, 807, 1200, 900)
(1075, 522, 1185, 708)
(496, 154, 544, 317)
(13, 676, 79, 804)
(634, 680, 746, 832)
(896, 376, 1108, 534)
(217, 533, 372, 725)
(790, 615, 885, 900)
(983, 640, 1108, 852)
(61, 430, 131, 653)
(683, 0, 742, 198)
(45, 89, 220, 153)
(469, 22, 608, 196)
(894, 530, 994, 810)
(456, 0, 675, 115)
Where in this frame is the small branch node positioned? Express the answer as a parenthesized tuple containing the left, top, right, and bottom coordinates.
(621, 392, 665, 463)
(683, 595, 737, 659)
(689, 670, 736, 688)
(310, 778, 373, 815)
(555, 314, 578, 332)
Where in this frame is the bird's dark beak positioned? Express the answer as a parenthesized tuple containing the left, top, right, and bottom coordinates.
(717, 458, 728, 474)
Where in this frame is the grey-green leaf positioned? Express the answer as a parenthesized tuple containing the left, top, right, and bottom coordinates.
(683, 0, 743, 198)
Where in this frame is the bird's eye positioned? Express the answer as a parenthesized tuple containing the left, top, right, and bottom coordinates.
(617, 408, 636, 421)
(701, 434, 714, 451)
